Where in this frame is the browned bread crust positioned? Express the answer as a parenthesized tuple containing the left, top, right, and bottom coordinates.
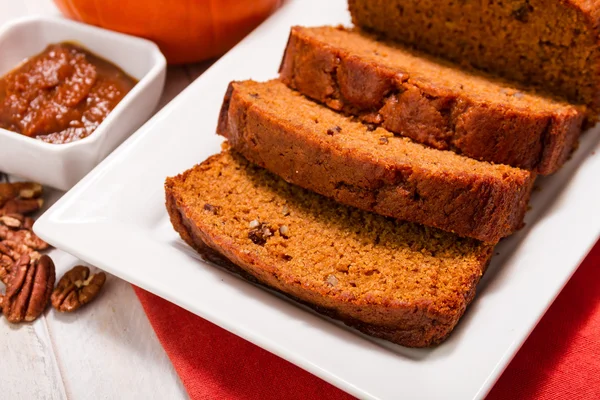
(165, 150, 494, 347)
(348, 0, 600, 119)
(279, 26, 584, 174)
(218, 79, 535, 243)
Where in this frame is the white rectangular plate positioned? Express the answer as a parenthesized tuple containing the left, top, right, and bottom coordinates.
(34, 1, 600, 398)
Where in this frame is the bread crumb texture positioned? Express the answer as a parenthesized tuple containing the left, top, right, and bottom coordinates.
(165, 150, 494, 346)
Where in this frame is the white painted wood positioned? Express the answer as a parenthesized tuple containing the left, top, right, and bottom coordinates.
(41, 249, 188, 400)
(1, 1, 195, 398)
(0, 318, 66, 399)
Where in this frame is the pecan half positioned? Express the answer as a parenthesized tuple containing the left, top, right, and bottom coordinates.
(0, 243, 13, 284)
(0, 228, 48, 251)
(0, 241, 14, 259)
(15, 182, 43, 200)
(1, 255, 55, 323)
(0, 182, 42, 209)
(0, 214, 22, 228)
(10, 230, 47, 251)
(0, 198, 43, 216)
(0, 184, 18, 209)
(22, 217, 34, 230)
(0, 214, 48, 267)
(51, 266, 106, 312)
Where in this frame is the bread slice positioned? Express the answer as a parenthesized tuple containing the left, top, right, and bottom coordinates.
(279, 26, 584, 174)
(165, 148, 494, 347)
(217, 79, 535, 243)
(348, 0, 600, 118)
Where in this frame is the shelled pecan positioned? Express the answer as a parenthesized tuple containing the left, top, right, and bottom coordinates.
(51, 266, 106, 312)
(0, 180, 47, 263)
(0, 198, 44, 216)
(0, 213, 48, 260)
(0, 182, 43, 210)
(0, 255, 55, 323)
(1, 229, 48, 251)
(0, 214, 36, 231)
(0, 177, 107, 321)
(0, 214, 23, 228)
(0, 243, 14, 284)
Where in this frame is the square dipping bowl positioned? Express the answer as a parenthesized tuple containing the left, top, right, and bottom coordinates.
(0, 16, 167, 190)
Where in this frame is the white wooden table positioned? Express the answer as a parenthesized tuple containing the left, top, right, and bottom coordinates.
(1, 2, 209, 398)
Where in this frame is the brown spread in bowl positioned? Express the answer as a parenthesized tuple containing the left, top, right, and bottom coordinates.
(0, 42, 137, 144)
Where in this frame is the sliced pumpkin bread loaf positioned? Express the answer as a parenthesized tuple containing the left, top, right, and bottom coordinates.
(279, 26, 585, 174)
(348, 0, 600, 117)
(165, 148, 495, 347)
(217, 79, 535, 243)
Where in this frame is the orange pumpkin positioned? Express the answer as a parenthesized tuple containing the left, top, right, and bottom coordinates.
(53, 0, 282, 64)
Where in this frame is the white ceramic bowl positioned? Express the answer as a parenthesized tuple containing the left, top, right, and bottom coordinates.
(0, 16, 166, 190)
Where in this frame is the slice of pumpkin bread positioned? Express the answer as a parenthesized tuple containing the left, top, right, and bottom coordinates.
(348, 0, 600, 118)
(217, 79, 535, 243)
(279, 26, 584, 174)
(165, 149, 494, 347)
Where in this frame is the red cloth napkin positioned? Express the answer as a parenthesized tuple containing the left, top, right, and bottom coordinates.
(134, 240, 600, 399)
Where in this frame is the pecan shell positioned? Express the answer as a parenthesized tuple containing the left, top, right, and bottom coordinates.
(1, 254, 55, 323)
(51, 266, 106, 312)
